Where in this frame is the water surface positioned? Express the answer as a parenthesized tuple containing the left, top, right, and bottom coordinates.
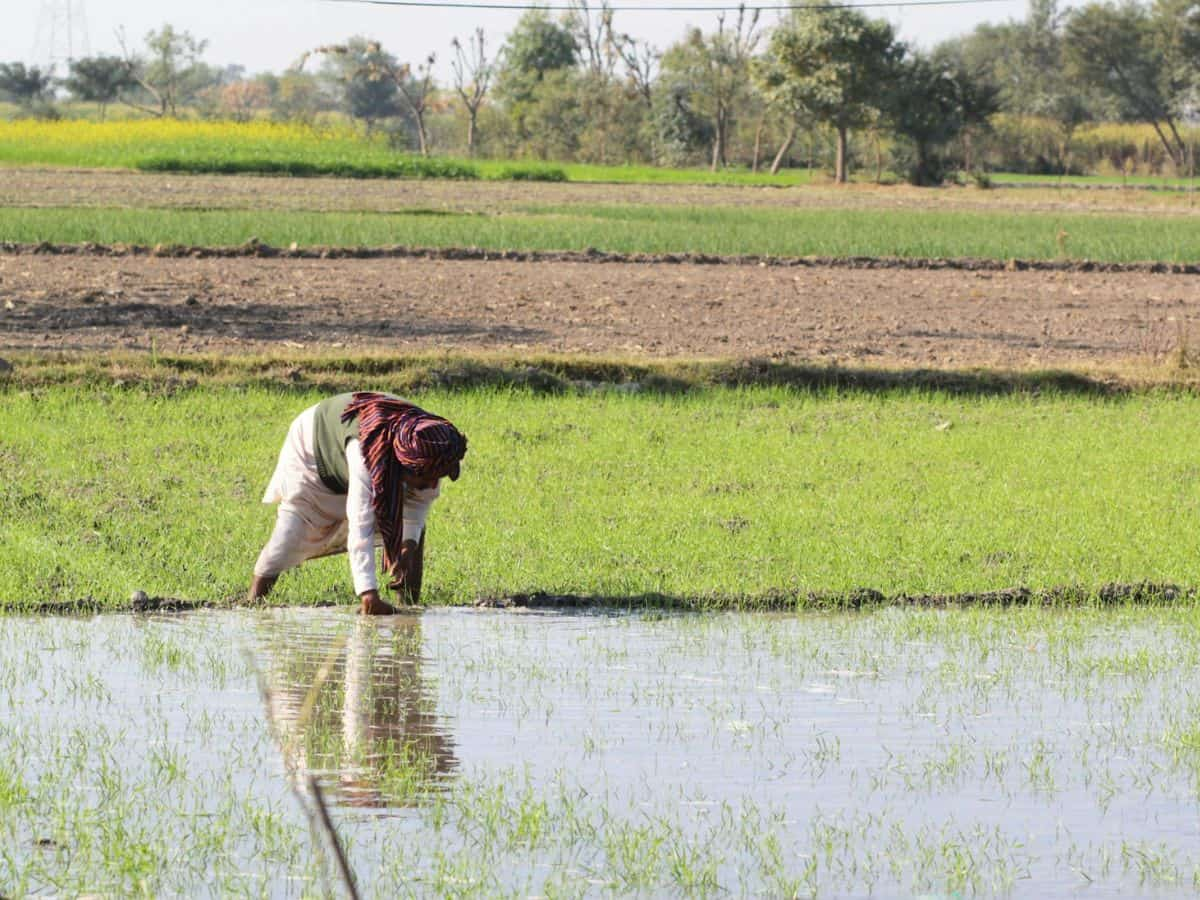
(2, 605, 1199, 896)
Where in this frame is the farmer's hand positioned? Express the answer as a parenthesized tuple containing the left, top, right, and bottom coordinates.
(359, 589, 397, 616)
(387, 538, 424, 605)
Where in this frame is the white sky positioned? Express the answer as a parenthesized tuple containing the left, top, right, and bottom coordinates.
(9, 0, 1030, 79)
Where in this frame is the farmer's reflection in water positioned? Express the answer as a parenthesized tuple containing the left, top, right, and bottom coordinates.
(262, 614, 457, 809)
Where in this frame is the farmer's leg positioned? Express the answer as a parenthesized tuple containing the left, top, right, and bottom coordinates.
(250, 508, 316, 601)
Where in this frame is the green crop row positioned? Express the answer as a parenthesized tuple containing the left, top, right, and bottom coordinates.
(3, 384, 1199, 609)
(3, 202, 1198, 263)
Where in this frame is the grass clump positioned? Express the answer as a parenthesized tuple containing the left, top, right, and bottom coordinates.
(488, 163, 567, 182)
(135, 154, 478, 180)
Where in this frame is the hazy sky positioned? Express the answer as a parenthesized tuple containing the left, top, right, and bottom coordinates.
(10, 0, 1029, 80)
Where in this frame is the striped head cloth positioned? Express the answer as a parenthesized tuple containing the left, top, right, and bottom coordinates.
(341, 392, 468, 578)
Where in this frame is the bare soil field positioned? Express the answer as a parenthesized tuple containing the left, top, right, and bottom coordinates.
(3, 167, 1199, 216)
(2, 251, 1196, 366)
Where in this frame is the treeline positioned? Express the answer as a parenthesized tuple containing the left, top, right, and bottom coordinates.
(1, 0, 1197, 184)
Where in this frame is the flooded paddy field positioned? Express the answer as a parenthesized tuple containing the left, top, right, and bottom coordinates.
(3, 605, 1200, 897)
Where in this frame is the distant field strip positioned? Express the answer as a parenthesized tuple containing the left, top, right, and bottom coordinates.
(4, 386, 1200, 609)
(0, 119, 807, 186)
(3, 204, 1199, 262)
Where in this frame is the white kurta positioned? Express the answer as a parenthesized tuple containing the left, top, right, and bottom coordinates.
(253, 404, 438, 594)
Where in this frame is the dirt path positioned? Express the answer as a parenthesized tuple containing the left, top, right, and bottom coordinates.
(3, 166, 1198, 216)
(2, 252, 1196, 366)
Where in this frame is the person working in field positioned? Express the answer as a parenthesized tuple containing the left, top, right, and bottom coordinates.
(249, 392, 468, 615)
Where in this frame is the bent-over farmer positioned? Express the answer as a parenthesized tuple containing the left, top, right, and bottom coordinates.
(249, 392, 468, 615)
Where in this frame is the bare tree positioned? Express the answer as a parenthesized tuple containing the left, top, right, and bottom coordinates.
(567, 0, 619, 79)
(613, 30, 659, 107)
(708, 5, 761, 171)
(451, 29, 496, 157)
(391, 52, 437, 157)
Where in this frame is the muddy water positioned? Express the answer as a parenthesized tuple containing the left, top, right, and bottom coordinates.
(3, 606, 1200, 897)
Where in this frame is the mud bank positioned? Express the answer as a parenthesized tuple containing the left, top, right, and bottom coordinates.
(6, 239, 1200, 275)
(11, 582, 1191, 616)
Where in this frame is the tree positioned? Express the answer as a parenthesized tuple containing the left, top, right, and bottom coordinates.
(121, 24, 211, 117)
(659, 6, 761, 172)
(612, 30, 658, 109)
(496, 9, 578, 147)
(758, 5, 902, 182)
(304, 38, 401, 134)
(220, 80, 271, 122)
(0, 63, 55, 108)
(754, 38, 813, 173)
(271, 70, 326, 123)
(888, 54, 998, 184)
(651, 79, 714, 166)
(566, 0, 618, 79)
(451, 29, 496, 157)
(392, 53, 438, 157)
(1064, 1, 1193, 169)
(498, 8, 578, 99)
(62, 56, 135, 119)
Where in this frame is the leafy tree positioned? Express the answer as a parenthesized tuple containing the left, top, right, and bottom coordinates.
(271, 70, 327, 123)
(753, 38, 813, 173)
(941, 0, 1102, 173)
(519, 69, 587, 159)
(1064, 0, 1193, 169)
(888, 54, 999, 184)
(659, 6, 761, 172)
(758, 5, 902, 182)
(306, 38, 401, 134)
(651, 78, 714, 166)
(496, 9, 578, 146)
(497, 8, 578, 103)
(0, 63, 55, 107)
(62, 56, 135, 119)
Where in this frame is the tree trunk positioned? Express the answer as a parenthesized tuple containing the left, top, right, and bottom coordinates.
(467, 110, 477, 158)
(835, 126, 848, 184)
(751, 114, 765, 174)
(770, 121, 798, 175)
(1165, 116, 1188, 171)
(416, 114, 429, 157)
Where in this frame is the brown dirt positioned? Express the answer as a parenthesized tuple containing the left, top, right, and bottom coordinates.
(4, 166, 1200, 216)
(2, 248, 1199, 367)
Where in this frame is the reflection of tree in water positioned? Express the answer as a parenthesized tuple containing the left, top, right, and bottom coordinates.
(261, 613, 457, 809)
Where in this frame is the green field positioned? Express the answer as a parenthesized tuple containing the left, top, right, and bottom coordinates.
(4, 202, 1199, 262)
(0, 119, 820, 186)
(3, 383, 1199, 610)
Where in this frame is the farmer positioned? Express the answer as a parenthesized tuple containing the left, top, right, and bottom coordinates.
(248, 391, 467, 615)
